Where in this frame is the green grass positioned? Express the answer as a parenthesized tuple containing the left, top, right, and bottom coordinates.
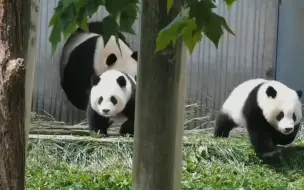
(26, 133, 304, 190)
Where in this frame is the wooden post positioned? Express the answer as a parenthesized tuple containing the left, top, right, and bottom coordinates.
(23, 0, 40, 155)
(132, 0, 186, 189)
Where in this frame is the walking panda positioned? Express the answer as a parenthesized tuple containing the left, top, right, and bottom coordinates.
(214, 78, 303, 163)
(87, 69, 136, 136)
(60, 21, 138, 111)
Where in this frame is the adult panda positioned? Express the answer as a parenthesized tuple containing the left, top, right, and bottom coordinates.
(60, 21, 138, 111)
(87, 69, 136, 136)
(214, 78, 303, 164)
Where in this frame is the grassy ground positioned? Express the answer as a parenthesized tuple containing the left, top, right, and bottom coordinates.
(26, 132, 304, 190)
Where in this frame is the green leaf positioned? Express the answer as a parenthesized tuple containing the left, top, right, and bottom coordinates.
(49, 12, 60, 27)
(102, 16, 119, 45)
(75, 6, 87, 27)
(156, 15, 188, 52)
(119, 24, 136, 35)
(220, 16, 235, 35)
(78, 17, 89, 32)
(105, 0, 135, 15)
(188, 0, 215, 30)
(60, 5, 77, 32)
(224, 0, 238, 8)
(105, 0, 120, 14)
(203, 13, 223, 48)
(85, 0, 103, 17)
(118, 3, 138, 35)
(63, 22, 77, 39)
(183, 32, 202, 54)
(49, 21, 63, 54)
(115, 34, 122, 56)
(62, 0, 78, 9)
(181, 20, 202, 54)
(73, 0, 86, 12)
(53, 0, 64, 12)
(167, 0, 174, 13)
(184, 0, 236, 50)
(48, 0, 138, 53)
(115, 11, 121, 26)
(156, 30, 172, 52)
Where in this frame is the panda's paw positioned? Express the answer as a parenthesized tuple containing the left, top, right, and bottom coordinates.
(260, 149, 283, 165)
(119, 132, 134, 137)
(262, 149, 282, 158)
(92, 130, 109, 137)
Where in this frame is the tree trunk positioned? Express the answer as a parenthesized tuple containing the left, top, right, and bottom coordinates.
(0, 0, 39, 189)
(132, 0, 186, 189)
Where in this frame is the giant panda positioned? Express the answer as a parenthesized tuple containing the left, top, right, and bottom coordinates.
(60, 21, 138, 111)
(214, 78, 303, 164)
(87, 69, 136, 136)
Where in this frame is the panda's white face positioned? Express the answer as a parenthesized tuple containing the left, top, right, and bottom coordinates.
(90, 70, 132, 117)
(94, 36, 138, 78)
(257, 81, 303, 135)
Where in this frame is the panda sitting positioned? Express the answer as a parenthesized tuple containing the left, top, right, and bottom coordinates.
(214, 78, 303, 164)
(60, 21, 138, 111)
(87, 69, 136, 136)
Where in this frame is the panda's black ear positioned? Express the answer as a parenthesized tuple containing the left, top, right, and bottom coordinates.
(131, 51, 138, 61)
(106, 53, 117, 66)
(266, 86, 277, 98)
(296, 90, 302, 98)
(117, 76, 127, 87)
(91, 74, 100, 86)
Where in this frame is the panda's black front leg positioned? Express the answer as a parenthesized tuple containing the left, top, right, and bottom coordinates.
(119, 119, 135, 136)
(271, 123, 301, 146)
(247, 128, 282, 165)
(87, 107, 113, 136)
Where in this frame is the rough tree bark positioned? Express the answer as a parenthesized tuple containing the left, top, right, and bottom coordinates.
(132, 0, 186, 189)
(0, 0, 39, 189)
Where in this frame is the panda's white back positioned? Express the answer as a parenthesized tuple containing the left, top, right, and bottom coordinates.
(94, 36, 137, 77)
(221, 78, 267, 126)
(61, 32, 137, 80)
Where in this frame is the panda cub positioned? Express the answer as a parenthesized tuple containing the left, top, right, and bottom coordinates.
(87, 69, 136, 136)
(214, 78, 303, 163)
(60, 21, 138, 111)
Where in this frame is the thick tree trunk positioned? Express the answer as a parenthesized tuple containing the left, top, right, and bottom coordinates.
(132, 0, 186, 189)
(0, 0, 39, 189)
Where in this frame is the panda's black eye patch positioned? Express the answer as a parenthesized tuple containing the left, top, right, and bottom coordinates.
(110, 96, 117, 105)
(276, 111, 284, 121)
(106, 53, 117, 66)
(98, 97, 103, 104)
(293, 113, 296, 121)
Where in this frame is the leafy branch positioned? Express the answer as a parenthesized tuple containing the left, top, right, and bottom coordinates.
(49, 0, 237, 54)
(159, 0, 237, 53)
(49, 0, 139, 53)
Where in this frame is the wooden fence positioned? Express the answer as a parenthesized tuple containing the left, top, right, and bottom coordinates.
(32, 0, 279, 127)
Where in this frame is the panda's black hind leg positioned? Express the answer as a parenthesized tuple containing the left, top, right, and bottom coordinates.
(119, 119, 135, 136)
(214, 111, 237, 138)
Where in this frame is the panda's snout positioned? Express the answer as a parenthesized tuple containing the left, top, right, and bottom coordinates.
(102, 109, 110, 113)
(284, 127, 293, 133)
